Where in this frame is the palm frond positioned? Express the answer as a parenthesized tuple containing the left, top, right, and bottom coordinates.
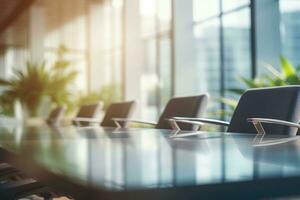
(220, 97, 238, 109)
(227, 88, 245, 95)
(264, 64, 282, 79)
(280, 56, 296, 78)
(237, 77, 259, 88)
(0, 79, 12, 86)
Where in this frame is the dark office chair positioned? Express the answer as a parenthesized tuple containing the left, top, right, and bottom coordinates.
(46, 106, 65, 126)
(114, 95, 208, 131)
(74, 101, 136, 128)
(171, 86, 300, 136)
(101, 101, 136, 127)
(72, 102, 103, 127)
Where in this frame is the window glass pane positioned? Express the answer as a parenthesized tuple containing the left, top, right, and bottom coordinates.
(141, 38, 158, 120)
(45, 0, 87, 51)
(88, 0, 123, 94)
(103, 2, 113, 50)
(280, 0, 300, 66)
(44, 0, 62, 49)
(114, 50, 122, 85)
(3, 48, 29, 77)
(223, 9, 251, 97)
(43, 0, 88, 92)
(222, 0, 250, 12)
(193, 0, 220, 22)
(159, 36, 172, 112)
(72, 54, 88, 91)
(194, 19, 221, 115)
(140, 0, 156, 37)
(139, 0, 172, 119)
(158, 0, 172, 32)
(112, 1, 123, 47)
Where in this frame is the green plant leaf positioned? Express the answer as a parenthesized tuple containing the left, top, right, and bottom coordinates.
(221, 56, 300, 119)
(280, 56, 296, 78)
(0, 79, 11, 86)
(264, 64, 282, 80)
(220, 98, 238, 109)
(227, 88, 245, 95)
(0, 45, 78, 116)
(238, 77, 259, 88)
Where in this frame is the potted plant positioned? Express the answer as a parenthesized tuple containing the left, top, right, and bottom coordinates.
(221, 56, 300, 117)
(0, 45, 78, 121)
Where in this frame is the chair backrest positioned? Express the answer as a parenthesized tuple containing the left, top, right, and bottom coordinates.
(156, 95, 208, 130)
(46, 106, 65, 125)
(228, 86, 300, 135)
(101, 101, 136, 127)
(74, 103, 102, 126)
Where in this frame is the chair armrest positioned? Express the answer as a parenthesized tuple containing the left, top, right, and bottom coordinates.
(112, 118, 157, 128)
(168, 119, 204, 131)
(173, 117, 230, 126)
(247, 118, 300, 135)
(73, 117, 101, 126)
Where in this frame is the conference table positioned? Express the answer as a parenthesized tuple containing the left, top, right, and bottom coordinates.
(0, 120, 300, 199)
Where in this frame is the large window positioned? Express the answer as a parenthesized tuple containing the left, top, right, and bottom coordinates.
(193, 0, 251, 118)
(280, 0, 300, 66)
(3, 0, 300, 120)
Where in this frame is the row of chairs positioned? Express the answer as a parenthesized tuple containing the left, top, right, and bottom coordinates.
(47, 101, 137, 127)
(47, 94, 209, 130)
(47, 86, 300, 136)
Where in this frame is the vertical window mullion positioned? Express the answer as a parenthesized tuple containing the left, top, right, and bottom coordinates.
(219, 0, 226, 121)
(85, 1, 91, 93)
(121, 0, 126, 100)
(250, 0, 256, 79)
(170, 0, 176, 97)
(155, 0, 161, 116)
(110, 1, 116, 85)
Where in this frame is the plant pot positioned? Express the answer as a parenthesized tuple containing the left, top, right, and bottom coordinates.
(15, 96, 52, 125)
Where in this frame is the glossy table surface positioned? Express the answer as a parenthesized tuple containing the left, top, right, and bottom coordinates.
(1, 119, 300, 199)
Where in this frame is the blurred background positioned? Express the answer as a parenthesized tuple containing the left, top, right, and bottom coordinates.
(0, 0, 299, 121)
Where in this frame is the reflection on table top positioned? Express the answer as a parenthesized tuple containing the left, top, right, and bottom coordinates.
(0, 121, 300, 193)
